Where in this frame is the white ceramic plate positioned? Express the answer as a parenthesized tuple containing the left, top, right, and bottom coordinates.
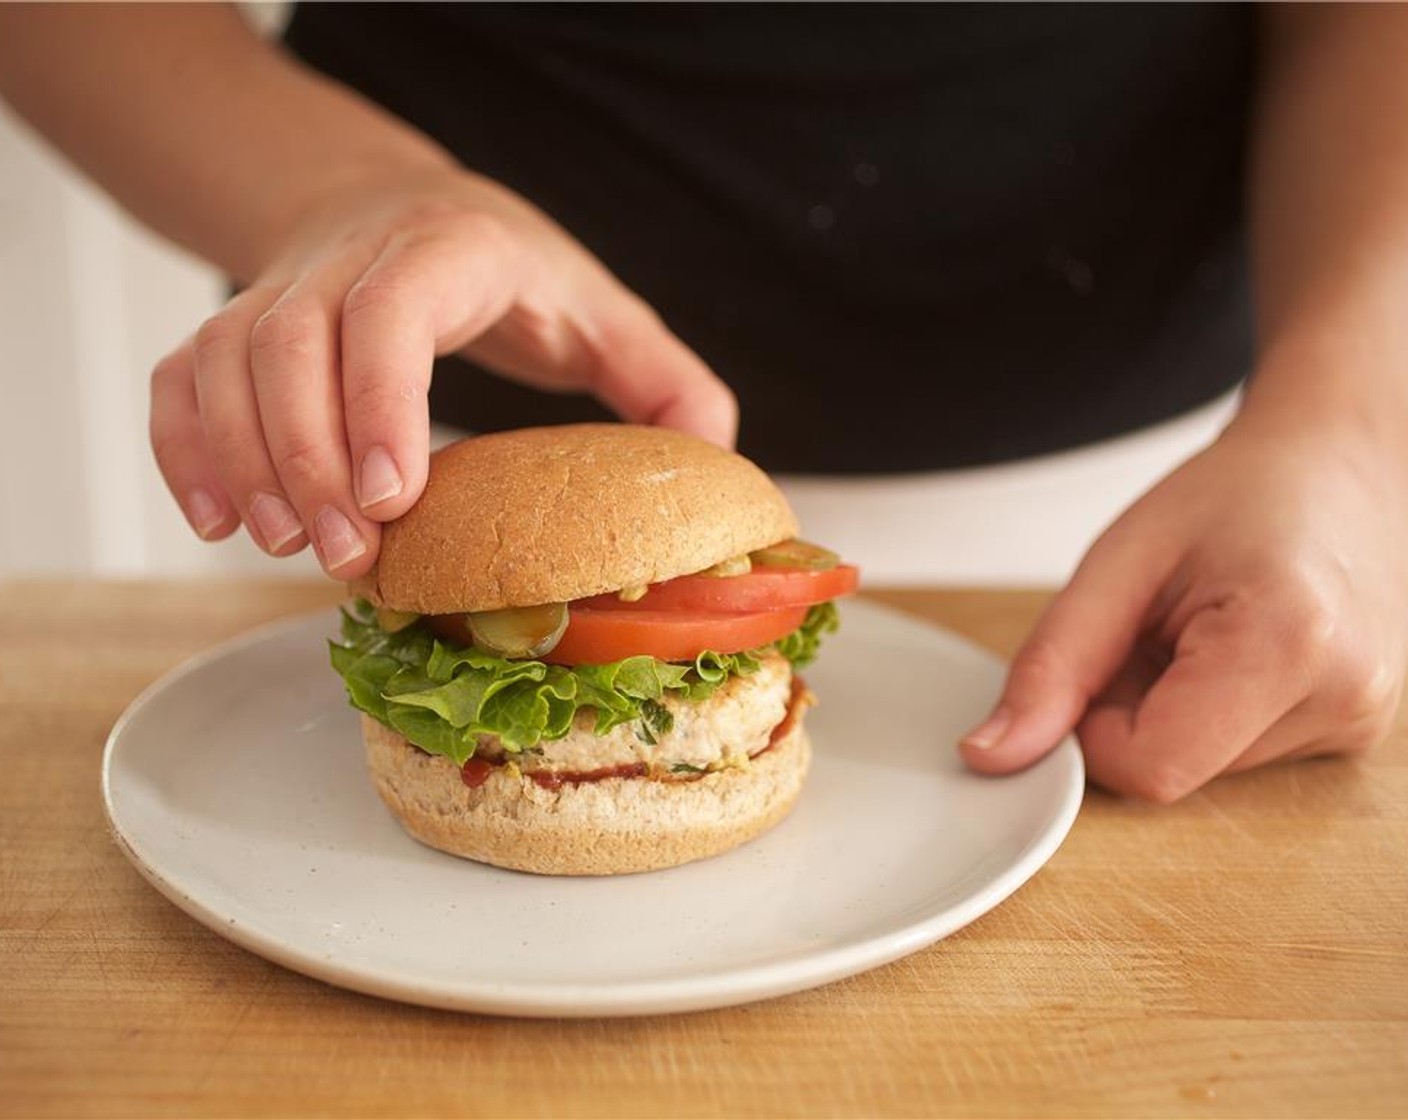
(103, 598, 1083, 1017)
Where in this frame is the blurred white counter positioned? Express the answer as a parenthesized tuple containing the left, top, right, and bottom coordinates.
(776, 389, 1239, 586)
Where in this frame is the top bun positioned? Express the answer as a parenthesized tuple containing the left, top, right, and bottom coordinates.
(353, 424, 799, 614)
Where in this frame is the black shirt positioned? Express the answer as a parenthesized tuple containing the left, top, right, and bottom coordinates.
(285, 3, 1256, 473)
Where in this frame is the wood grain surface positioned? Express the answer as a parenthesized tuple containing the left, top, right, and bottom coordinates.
(1, 580, 1405, 1118)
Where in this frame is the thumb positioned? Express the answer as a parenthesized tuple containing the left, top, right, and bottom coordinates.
(959, 522, 1172, 775)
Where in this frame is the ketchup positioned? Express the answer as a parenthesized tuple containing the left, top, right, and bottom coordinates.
(460, 758, 494, 789)
(765, 676, 811, 751)
(528, 762, 649, 791)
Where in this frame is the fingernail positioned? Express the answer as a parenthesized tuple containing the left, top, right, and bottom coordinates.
(358, 446, 403, 510)
(187, 488, 225, 539)
(961, 706, 1013, 750)
(313, 506, 367, 571)
(250, 492, 304, 551)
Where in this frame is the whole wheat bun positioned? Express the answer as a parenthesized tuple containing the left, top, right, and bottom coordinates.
(351, 423, 799, 614)
(362, 714, 811, 875)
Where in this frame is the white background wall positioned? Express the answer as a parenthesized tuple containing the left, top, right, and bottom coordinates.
(0, 100, 320, 580)
(0, 33, 1237, 587)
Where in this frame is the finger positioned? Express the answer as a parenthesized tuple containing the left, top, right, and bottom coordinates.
(1083, 690, 1343, 789)
(576, 295, 738, 449)
(960, 520, 1175, 775)
(1222, 716, 1333, 775)
(1072, 640, 1168, 756)
(250, 262, 383, 577)
(1227, 732, 1362, 773)
(1232, 640, 1402, 772)
(340, 214, 520, 521)
(193, 289, 310, 556)
(467, 279, 738, 449)
(1079, 601, 1309, 802)
(1224, 690, 1392, 774)
(149, 338, 240, 541)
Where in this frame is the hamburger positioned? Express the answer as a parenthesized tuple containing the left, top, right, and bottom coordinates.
(330, 423, 858, 875)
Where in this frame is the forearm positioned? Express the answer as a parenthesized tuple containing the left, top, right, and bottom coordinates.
(0, 3, 453, 282)
(1243, 5, 1408, 444)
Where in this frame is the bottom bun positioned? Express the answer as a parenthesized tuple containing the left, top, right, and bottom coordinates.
(361, 715, 812, 875)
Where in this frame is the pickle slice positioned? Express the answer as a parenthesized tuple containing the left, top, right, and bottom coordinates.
(701, 553, 753, 578)
(749, 539, 840, 571)
(375, 607, 421, 633)
(466, 602, 569, 659)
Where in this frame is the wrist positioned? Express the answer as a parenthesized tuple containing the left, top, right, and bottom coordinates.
(1230, 326, 1408, 485)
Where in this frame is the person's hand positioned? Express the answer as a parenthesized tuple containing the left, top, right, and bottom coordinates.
(959, 405, 1408, 801)
(148, 169, 737, 579)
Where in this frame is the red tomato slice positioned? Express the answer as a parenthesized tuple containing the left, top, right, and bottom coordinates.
(544, 605, 809, 665)
(578, 564, 859, 615)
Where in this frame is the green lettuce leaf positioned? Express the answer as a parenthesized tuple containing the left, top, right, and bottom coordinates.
(329, 599, 839, 764)
(773, 600, 839, 668)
